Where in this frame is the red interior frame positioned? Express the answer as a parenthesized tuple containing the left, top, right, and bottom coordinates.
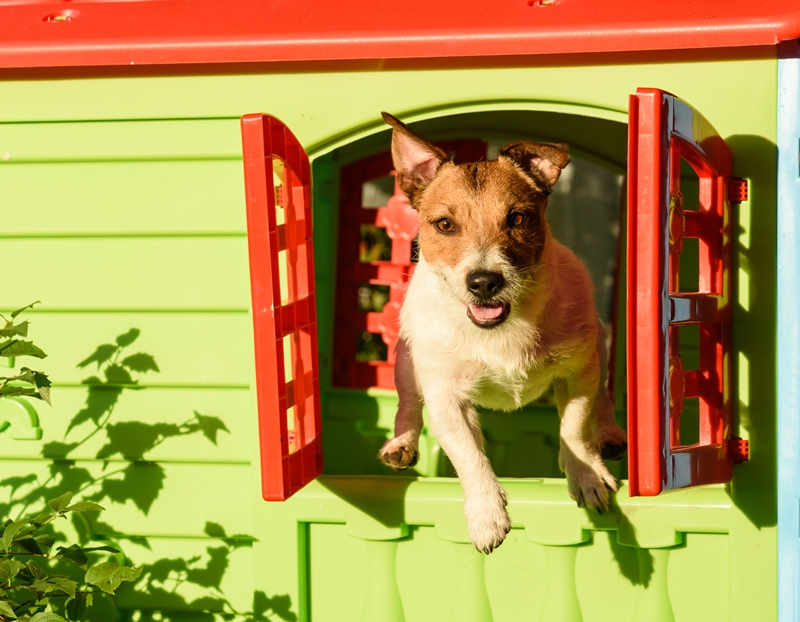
(333, 151, 416, 390)
(627, 88, 733, 496)
(334, 141, 487, 390)
(241, 114, 323, 501)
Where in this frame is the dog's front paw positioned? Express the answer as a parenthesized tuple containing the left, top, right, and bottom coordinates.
(380, 436, 419, 470)
(595, 426, 628, 461)
(464, 484, 511, 554)
(565, 461, 618, 513)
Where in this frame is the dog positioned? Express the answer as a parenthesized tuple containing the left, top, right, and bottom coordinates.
(378, 113, 628, 554)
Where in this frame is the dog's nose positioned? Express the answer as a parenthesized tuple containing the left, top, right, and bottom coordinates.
(466, 271, 505, 300)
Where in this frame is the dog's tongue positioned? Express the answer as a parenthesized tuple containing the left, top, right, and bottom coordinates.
(469, 304, 504, 320)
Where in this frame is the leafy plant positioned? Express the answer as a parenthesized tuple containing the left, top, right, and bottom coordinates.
(0, 492, 141, 621)
(0, 326, 289, 620)
(0, 309, 145, 620)
(0, 303, 51, 405)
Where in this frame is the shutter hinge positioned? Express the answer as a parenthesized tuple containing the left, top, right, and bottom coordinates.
(275, 186, 286, 207)
(728, 178, 748, 204)
(728, 437, 749, 463)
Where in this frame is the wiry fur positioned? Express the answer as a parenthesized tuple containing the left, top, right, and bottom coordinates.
(379, 113, 627, 554)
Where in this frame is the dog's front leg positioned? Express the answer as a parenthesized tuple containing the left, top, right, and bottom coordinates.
(380, 338, 424, 469)
(592, 320, 628, 460)
(554, 359, 619, 512)
(424, 386, 510, 553)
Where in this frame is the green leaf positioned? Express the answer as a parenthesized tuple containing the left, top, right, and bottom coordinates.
(33, 535, 54, 549)
(0, 599, 17, 619)
(31, 514, 51, 527)
(0, 386, 38, 399)
(65, 594, 88, 621)
(115, 329, 140, 348)
(55, 543, 119, 569)
(0, 340, 47, 359)
(31, 580, 59, 596)
(42, 577, 77, 599)
(0, 560, 25, 580)
(30, 613, 67, 622)
(9, 302, 39, 320)
(27, 370, 51, 406)
(3, 520, 31, 553)
(0, 320, 28, 338)
(84, 562, 142, 594)
(120, 353, 159, 374)
(38, 386, 51, 406)
(16, 537, 43, 556)
(10, 369, 36, 385)
(48, 492, 73, 514)
(62, 502, 104, 514)
(54, 545, 87, 570)
(76, 344, 117, 370)
(27, 604, 48, 618)
(26, 560, 45, 581)
(83, 562, 116, 587)
(113, 565, 142, 584)
(81, 545, 119, 554)
(193, 412, 230, 446)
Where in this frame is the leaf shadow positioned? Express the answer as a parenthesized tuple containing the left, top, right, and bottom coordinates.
(0, 329, 289, 621)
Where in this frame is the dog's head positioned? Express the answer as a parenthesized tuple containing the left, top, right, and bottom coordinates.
(383, 112, 570, 329)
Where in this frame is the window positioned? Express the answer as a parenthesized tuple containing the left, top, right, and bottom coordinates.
(241, 97, 747, 499)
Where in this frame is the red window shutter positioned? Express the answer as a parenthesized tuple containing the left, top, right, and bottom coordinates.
(333, 140, 487, 390)
(627, 88, 740, 496)
(241, 114, 323, 501)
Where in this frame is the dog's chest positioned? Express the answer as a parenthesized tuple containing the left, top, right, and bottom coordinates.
(473, 356, 557, 412)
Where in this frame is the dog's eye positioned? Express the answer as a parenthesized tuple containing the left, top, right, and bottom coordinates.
(508, 212, 526, 228)
(435, 218, 455, 233)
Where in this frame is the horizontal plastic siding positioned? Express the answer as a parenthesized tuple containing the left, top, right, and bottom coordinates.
(0, 117, 255, 619)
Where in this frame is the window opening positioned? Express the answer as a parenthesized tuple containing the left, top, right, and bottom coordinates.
(324, 113, 627, 479)
(359, 225, 392, 262)
(356, 331, 388, 362)
(358, 283, 390, 313)
(362, 174, 396, 208)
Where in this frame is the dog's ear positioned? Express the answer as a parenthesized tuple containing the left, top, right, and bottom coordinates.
(382, 112, 448, 197)
(499, 141, 570, 195)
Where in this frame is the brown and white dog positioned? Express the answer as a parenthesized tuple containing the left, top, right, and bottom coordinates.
(378, 113, 628, 554)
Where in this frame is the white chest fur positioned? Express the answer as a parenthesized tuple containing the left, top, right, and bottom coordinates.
(401, 258, 564, 412)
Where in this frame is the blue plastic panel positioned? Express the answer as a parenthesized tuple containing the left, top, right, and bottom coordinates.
(778, 38, 800, 622)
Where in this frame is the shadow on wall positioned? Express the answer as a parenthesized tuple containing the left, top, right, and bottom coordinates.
(725, 134, 777, 530)
(0, 328, 296, 622)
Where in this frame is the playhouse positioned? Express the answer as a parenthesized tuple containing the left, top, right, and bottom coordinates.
(1, 1, 799, 620)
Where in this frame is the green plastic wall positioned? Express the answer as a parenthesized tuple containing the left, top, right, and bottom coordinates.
(0, 47, 777, 621)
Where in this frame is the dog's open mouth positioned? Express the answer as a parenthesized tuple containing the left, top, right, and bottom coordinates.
(466, 302, 510, 328)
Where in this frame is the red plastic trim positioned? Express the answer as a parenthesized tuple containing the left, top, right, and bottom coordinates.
(334, 151, 414, 390)
(627, 88, 733, 496)
(241, 113, 323, 501)
(1, 1, 799, 68)
(728, 437, 749, 463)
(728, 178, 749, 204)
